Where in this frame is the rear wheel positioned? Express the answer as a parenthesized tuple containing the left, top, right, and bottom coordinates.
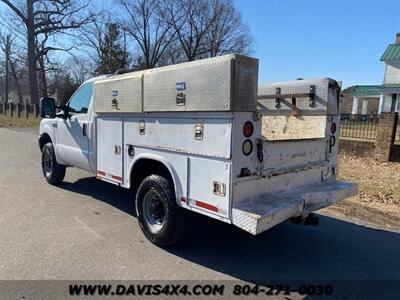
(136, 174, 186, 246)
(41, 143, 66, 185)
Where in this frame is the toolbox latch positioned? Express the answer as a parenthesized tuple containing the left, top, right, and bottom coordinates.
(275, 87, 282, 108)
(176, 92, 186, 106)
(194, 124, 204, 140)
(309, 85, 316, 108)
(139, 121, 145, 135)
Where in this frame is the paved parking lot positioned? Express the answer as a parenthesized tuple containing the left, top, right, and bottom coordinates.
(0, 127, 399, 284)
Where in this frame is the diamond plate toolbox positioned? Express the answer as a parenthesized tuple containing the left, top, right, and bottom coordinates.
(257, 78, 340, 115)
(143, 54, 258, 112)
(93, 72, 143, 113)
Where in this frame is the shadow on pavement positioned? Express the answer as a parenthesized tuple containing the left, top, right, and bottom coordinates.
(170, 213, 400, 280)
(59, 176, 135, 216)
(58, 176, 400, 297)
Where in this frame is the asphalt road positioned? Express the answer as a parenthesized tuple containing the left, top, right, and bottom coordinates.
(0, 127, 399, 292)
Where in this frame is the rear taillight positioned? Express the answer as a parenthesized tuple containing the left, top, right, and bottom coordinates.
(330, 122, 337, 134)
(243, 121, 254, 137)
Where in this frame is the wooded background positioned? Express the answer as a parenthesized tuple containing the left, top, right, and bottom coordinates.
(0, 0, 253, 105)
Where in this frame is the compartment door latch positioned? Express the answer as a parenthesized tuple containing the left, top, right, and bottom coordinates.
(176, 93, 186, 106)
(194, 124, 204, 140)
(114, 145, 122, 155)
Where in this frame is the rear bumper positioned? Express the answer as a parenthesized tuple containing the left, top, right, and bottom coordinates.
(232, 181, 357, 235)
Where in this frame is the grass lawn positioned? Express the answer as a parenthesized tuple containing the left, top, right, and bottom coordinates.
(321, 155, 400, 231)
(0, 115, 41, 128)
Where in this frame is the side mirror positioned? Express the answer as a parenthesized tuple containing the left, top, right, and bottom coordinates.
(40, 96, 56, 118)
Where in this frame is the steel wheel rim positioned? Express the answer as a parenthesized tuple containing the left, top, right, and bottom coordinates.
(44, 149, 53, 177)
(142, 189, 166, 234)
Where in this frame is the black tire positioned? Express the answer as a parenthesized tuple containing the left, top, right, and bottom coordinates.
(136, 174, 186, 247)
(41, 142, 66, 185)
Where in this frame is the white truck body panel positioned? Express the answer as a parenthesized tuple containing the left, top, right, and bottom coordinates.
(123, 114, 232, 159)
(95, 113, 233, 220)
(188, 157, 231, 218)
(39, 55, 356, 237)
(96, 116, 123, 183)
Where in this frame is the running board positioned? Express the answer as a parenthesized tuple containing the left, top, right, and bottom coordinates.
(232, 181, 357, 235)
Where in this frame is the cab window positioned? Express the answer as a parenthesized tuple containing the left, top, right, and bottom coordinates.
(68, 82, 93, 114)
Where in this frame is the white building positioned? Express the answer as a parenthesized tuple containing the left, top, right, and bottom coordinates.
(352, 33, 400, 114)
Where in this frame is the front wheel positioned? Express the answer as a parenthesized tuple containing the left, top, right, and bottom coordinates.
(136, 174, 186, 247)
(41, 143, 66, 185)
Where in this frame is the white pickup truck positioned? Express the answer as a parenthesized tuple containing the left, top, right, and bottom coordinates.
(39, 54, 356, 246)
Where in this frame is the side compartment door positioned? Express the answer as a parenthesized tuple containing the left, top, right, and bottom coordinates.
(56, 82, 93, 171)
(189, 157, 231, 219)
(96, 116, 123, 184)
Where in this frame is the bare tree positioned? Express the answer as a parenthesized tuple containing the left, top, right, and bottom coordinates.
(162, 0, 252, 61)
(8, 58, 24, 103)
(0, 31, 29, 103)
(64, 56, 93, 85)
(162, 0, 218, 61)
(0, 0, 94, 103)
(0, 33, 11, 103)
(47, 67, 80, 105)
(157, 40, 186, 66)
(80, 16, 130, 75)
(78, 12, 110, 62)
(203, 0, 252, 57)
(118, 0, 176, 69)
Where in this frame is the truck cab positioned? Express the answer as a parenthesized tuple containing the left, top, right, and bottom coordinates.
(39, 77, 103, 175)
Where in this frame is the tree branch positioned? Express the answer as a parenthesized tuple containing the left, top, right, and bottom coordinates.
(0, 0, 27, 24)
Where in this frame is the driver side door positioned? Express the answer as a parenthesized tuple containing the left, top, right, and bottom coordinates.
(56, 82, 93, 171)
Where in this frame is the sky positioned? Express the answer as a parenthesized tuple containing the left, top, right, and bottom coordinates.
(1, 0, 399, 89)
(236, 0, 400, 87)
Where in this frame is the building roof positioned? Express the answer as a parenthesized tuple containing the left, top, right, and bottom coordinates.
(353, 85, 381, 97)
(380, 44, 400, 61)
(381, 83, 400, 88)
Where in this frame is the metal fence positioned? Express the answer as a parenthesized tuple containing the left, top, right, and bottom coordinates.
(339, 114, 378, 140)
(395, 121, 400, 145)
(0, 102, 39, 118)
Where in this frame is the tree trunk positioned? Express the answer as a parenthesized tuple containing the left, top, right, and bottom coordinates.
(4, 35, 9, 103)
(26, 0, 39, 104)
(9, 60, 23, 104)
(38, 55, 47, 97)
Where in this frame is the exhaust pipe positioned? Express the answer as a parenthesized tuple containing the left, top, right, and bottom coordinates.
(290, 213, 319, 226)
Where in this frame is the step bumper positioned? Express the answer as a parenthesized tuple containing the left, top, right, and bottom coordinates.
(232, 181, 357, 235)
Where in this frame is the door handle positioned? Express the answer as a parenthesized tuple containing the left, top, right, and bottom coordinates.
(82, 123, 87, 136)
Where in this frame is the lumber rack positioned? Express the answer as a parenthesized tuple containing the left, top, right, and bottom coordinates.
(257, 85, 316, 109)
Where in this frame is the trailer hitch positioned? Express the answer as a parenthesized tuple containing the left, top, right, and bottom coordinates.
(290, 213, 319, 226)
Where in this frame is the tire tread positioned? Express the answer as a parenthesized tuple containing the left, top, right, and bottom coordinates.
(136, 174, 186, 246)
(41, 143, 66, 185)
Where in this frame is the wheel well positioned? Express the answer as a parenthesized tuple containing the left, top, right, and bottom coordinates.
(130, 159, 174, 194)
(39, 133, 52, 152)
